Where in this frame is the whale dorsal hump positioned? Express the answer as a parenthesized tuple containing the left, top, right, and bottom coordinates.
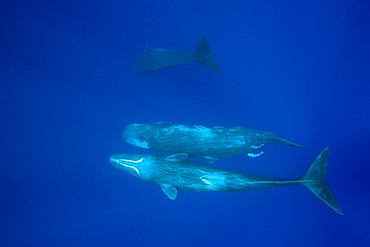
(155, 121, 172, 124)
(214, 126, 227, 132)
(165, 153, 188, 162)
(228, 126, 250, 132)
(160, 184, 178, 200)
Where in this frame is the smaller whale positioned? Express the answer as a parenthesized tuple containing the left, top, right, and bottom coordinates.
(110, 147, 343, 214)
(122, 122, 302, 163)
(133, 35, 223, 75)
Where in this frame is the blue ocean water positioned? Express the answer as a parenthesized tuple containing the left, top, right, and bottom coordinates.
(1, 0, 369, 246)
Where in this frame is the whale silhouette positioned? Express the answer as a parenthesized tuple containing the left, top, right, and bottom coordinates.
(133, 35, 223, 75)
(122, 122, 302, 163)
(110, 147, 343, 215)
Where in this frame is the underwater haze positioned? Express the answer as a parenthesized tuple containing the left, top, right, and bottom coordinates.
(1, 0, 370, 246)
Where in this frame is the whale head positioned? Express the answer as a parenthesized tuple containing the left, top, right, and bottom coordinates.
(109, 154, 146, 178)
(122, 123, 152, 149)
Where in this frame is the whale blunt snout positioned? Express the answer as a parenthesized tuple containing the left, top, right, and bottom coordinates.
(122, 124, 153, 149)
(109, 154, 122, 163)
(122, 123, 147, 140)
(122, 124, 136, 141)
(109, 155, 121, 169)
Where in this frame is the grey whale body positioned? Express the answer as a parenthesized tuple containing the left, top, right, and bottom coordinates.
(122, 122, 302, 163)
(110, 147, 343, 214)
(133, 35, 223, 75)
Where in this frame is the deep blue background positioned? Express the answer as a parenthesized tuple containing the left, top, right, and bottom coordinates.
(1, 0, 369, 246)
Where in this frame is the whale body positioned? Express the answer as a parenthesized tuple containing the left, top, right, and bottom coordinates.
(110, 147, 343, 214)
(133, 35, 223, 75)
(122, 122, 302, 163)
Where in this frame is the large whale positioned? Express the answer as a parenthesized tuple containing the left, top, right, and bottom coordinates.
(122, 122, 302, 163)
(133, 35, 223, 75)
(110, 147, 343, 214)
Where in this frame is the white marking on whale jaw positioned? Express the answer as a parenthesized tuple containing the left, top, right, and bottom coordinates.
(200, 177, 212, 185)
(204, 156, 217, 162)
(123, 158, 143, 164)
(200, 175, 225, 189)
(251, 144, 264, 149)
(121, 158, 143, 175)
(129, 138, 150, 149)
(247, 151, 264, 158)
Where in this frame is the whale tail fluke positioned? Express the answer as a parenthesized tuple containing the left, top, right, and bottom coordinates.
(298, 147, 343, 215)
(195, 35, 223, 74)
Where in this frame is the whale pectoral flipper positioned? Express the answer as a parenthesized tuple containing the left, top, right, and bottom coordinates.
(160, 184, 178, 200)
(164, 153, 188, 162)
